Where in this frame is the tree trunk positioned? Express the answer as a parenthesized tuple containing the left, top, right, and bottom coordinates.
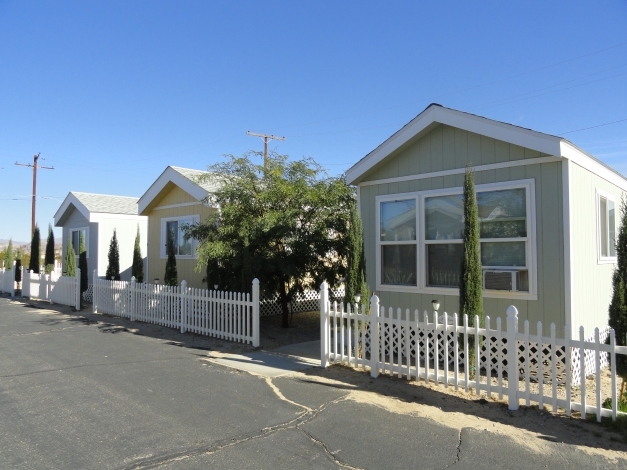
(279, 281, 290, 328)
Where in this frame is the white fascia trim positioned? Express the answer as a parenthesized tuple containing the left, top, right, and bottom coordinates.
(138, 167, 209, 215)
(561, 141, 627, 191)
(153, 202, 203, 211)
(89, 213, 148, 222)
(347, 106, 562, 185)
(358, 156, 561, 188)
(54, 193, 91, 226)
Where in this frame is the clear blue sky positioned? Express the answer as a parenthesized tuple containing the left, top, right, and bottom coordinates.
(1, 1, 626, 242)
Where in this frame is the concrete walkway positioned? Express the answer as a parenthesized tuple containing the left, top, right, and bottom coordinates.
(205, 340, 321, 377)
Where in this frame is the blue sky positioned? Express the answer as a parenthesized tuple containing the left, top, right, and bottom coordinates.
(1, 1, 626, 242)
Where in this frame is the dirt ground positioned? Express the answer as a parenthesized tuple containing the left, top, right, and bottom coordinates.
(10, 298, 627, 461)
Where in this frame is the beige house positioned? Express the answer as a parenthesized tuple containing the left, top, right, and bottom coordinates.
(138, 166, 218, 288)
(346, 104, 626, 338)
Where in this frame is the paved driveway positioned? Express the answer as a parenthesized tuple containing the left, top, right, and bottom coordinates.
(0, 297, 625, 469)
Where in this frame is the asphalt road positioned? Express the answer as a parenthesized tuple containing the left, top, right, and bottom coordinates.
(0, 297, 625, 469)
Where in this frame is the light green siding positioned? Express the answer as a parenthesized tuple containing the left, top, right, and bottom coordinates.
(359, 125, 567, 332)
(570, 161, 626, 337)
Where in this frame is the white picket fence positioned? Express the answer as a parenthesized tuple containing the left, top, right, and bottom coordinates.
(319, 282, 627, 423)
(92, 271, 260, 346)
(21, 267, 81, 309)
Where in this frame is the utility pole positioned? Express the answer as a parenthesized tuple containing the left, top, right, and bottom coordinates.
(15, 154, 54, 236)
(246, 131, 285, 169)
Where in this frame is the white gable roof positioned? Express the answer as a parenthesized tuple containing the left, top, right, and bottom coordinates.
(138, 166, 219, 215)
(54, 192, 141, 226)
(346, 104, 627, 191)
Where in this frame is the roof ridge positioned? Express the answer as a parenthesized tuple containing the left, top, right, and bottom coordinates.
(71, 191, 139, 199)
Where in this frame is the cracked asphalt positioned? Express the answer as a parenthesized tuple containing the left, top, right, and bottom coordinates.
(0, 297, 624, 469)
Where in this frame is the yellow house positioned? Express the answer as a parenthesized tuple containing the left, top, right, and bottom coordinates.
(138, 166, 218, 288)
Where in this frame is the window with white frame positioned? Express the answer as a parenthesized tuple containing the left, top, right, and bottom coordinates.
(160, 215, 199, 258)
(597, 190, 616, 261)
(376, 179, 535, 295)
(70, 228, 88, 257)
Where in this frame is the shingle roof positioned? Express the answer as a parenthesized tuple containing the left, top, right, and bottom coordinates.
(170, 166, 215, 192)
(71, 192, 139, 215)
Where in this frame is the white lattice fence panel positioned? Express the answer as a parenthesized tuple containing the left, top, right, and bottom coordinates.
(260, 288, 345, 316)
(571, 327, 610, 384)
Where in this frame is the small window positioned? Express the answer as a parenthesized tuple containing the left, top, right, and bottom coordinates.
(597, 191, 616, 261)
(70, 228, 88, 257)
(161, 216, 198, 258)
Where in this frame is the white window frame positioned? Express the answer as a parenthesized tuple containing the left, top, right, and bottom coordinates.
(375, 179, 537, 300)
(596, 189, 617, 264)
(69, 227, 89, 259)
(160, 215, 200, 259)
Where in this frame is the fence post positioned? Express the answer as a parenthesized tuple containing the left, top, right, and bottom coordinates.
(75, 268, 81, 310)
(506, 305, 519, 410)
(370, 294, 380, 378)
(92, 269, 98, 313)
(130, 276, 136, 321)
(252, 278, 260, 347)
(320, 282, 329, 367)
(180, 280, 187, 334)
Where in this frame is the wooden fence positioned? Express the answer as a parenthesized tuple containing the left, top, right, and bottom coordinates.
(319, 282, 627, 423)
(92, 271, 260, 346)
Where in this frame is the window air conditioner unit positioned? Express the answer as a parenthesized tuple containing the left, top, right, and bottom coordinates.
(483, 270, 519, 291)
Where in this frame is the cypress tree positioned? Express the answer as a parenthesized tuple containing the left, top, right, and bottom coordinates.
(105, 229, 121, 281)
(44, 224, 55, 274)
(15, 247, 22, 283)
(78, 231, 88, 293)
(28, 226, 41, 274)
(609, 196, 627, 395)
(131, 224, 144, 283)
(344, 199, 369, 308)
(164, 234, 177, 286)
(65, 241, 76, 277)
(459, 165, 484, 372)
(5, 239, 14, 269)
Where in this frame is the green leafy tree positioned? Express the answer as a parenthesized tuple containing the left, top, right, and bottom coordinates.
(78, 231, 88, 293)
(4, 239, 14, 269)
(65, 241, 76, 277)
(344, 198, 369, 309)
(164, 233, 178, 286)
(131, 224, 144, 283)
(459, 165, 484, 370)
(105, 229, 121, 281)
(44, 224, 55, 274)
(187, 151, 353, 328)
(609, 196, 627, 396)
(28, 226, 41, 274)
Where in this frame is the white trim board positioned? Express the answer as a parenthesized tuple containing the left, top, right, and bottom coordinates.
(358, 156, 561, 188)
(153, 202, 203, 211)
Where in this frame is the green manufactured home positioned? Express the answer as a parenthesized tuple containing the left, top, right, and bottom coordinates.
(346, 104, 626, 339)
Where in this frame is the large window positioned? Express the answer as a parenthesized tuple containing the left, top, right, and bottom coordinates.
(376, 180, 535, 297)
(597, 190, 616, 262)
(161, 216, 199, 258)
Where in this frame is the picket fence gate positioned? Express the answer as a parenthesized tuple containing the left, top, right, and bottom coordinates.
(2, 266, 81, 309)
(319, 282, 627, 423)
(92, 270, 260, 346)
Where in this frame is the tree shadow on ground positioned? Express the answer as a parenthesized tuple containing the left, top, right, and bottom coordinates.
(297, 364, 627, 456)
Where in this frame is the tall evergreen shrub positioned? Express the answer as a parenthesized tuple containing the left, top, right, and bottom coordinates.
(105, 229, 121, 281)
(609, 196, 627, 394)
(28, 226, 41, 274)
(164, 234, 177, 286)
(44, 224, 55, 274)
(131, 225, 144, 283)
(5, 239, 14, 269)
(65, 241, 76, 277)
(344, 199, 369, 309)
(78, 232, 88, 293)
(459, 165, 484, 371)
(15, 248, 22, 283)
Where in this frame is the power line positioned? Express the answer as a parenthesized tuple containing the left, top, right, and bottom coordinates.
(559, 117, 627, 135)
